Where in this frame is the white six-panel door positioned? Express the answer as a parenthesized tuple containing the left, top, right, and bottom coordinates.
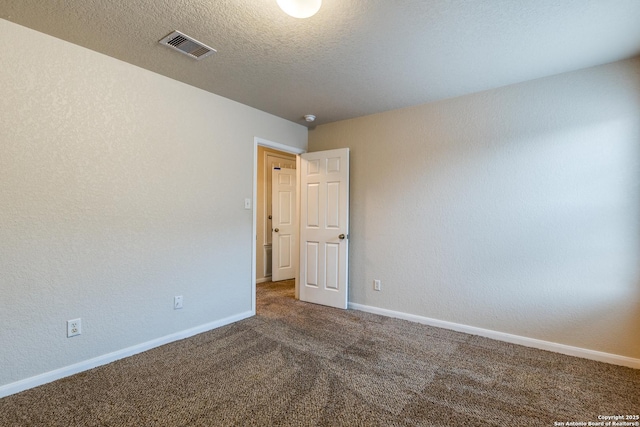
(299, 148, 349, 309)
(272, 168, 297, 281)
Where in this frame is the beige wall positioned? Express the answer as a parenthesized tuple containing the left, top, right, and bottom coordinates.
(0, 19, 307, 392)
(309, 57, 640, 360)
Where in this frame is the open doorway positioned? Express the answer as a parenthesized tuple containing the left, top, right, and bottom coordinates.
(251, 137, 305, 314)
(252, 139, 350, 313)
(256, 146, 296, 284)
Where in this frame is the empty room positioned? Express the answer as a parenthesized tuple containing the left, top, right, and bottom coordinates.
(1, 0, 639, 425)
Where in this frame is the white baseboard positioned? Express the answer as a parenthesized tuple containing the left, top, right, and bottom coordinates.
(255, 277, 272, 284)
(0, 310, 254, 399)
(349, 303, 640, 370)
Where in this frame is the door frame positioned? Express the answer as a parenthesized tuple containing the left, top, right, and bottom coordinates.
(252, 137, 305, 314)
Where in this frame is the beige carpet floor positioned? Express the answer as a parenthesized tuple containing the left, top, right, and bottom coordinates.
(1, 280, 638, 426)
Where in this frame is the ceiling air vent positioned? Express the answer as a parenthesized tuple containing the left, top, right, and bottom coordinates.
(159, 31, 216, 60)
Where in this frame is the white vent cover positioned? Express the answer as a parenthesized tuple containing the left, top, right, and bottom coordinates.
(159, 31, 216, 60)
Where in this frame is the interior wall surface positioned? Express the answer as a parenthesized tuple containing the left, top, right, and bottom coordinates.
(0, 19, 307, 388)
(308, 57, 640, 360)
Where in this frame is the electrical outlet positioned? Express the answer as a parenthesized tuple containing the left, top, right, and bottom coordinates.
(174, 295, 183, 309)
(374, 279, 382, 291)
(67, 318, 81, 337)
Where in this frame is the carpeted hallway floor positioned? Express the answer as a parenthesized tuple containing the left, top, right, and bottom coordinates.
(1, 280, 638, 426)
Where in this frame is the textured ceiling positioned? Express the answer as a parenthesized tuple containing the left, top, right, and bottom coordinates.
(2, 0, 640, 126)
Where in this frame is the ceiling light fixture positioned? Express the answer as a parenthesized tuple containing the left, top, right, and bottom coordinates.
(304, 114, 316, 122)
(277, 0, 322, 18)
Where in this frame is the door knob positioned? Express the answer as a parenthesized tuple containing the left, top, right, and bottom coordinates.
(274, 228, 279, 232)
(339, 234, 345, 240)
